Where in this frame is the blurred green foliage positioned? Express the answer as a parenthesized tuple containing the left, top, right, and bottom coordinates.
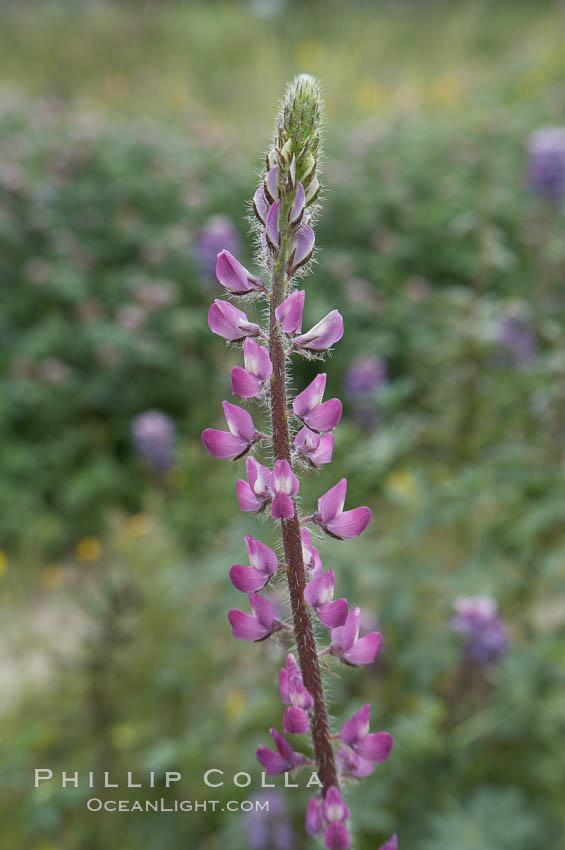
(1, 2, 565, 849)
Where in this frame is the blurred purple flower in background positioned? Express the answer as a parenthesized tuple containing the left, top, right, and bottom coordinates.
(451, 595, 510, 666)
(345, 355, 388, 398)
(344, 354, 388, 430)
(196, 215, 240, 284)
(131, 410, 176, 471)
(245, 792, 294, 850)
(496, 315, 537, 365)
(527, 127, 565, 201)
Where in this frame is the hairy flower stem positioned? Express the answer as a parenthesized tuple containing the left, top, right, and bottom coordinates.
(269, 206, 338, 794)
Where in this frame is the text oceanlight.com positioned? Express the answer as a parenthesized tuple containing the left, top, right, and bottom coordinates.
(86, 798, 269, 814)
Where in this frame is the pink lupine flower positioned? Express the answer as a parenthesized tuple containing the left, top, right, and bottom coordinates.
(301, 528, 323, 577)
(253, 185, 269, 225)
(337, 704, 393, 778)
(279, 653, 313, 734)
(314, 478, 371, 539)
(279, 653, 301, 703)
(256, 728, 305, 775)
(378, 837, 398, 850)
(264, 165, 280, 202)
(289, 222, 315, 274)
(289, 181, 306, 226)
(229, 535, 279, 593)
(284, 703, 309, 734)
(305, 794, 325, 835)
(304, 570, 348, 628)
(294, 426, 334, 467)
(305, 788, 351, 849)
(293, 374, 342, 433)
(202, 401, 260, 460)
(228, 593, 283, 641)
(330, 607, 382, 666)
(266, 200, 281, 252)
(275, 289, 305, 335)
(292, 309, 344, 351)
(272, 459, 299, 519)
(208, 299, 261, 341)
(216, 249, 264, 294)
(323, 787, 351, 850)
(231, 338, 273, 399)
(236, 456, 274, 512)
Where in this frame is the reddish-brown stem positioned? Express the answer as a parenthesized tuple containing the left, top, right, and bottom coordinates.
(269, 253, 338, 794)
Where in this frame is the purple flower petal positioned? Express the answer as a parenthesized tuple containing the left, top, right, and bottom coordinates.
(289, 181, 306, 226)
(331, 607, 360, 653)
(336, 745, 374, 778)
(266, 200, 281, 251)
(249, 592, 276, 629)
(222, 400, 256, 442)
(303, 398, 342, 433)
(264, 166, 280, 203)
(289, 223, 315, 272)
(293, 310, 344, 351)
(305, 794, 324, 836)
(288, 675, 314, 709)
(279, 653, 301, 704)
(231, 365, 262, 399)
(253, 185, 269, 225)
(228, 608, 271, 641)
(310, 433, 334, 466)
(378, 836, 398, 850)
(342, 631, 382, 665)
(273, 459, 299, 495)
(318, 479, 347, 523)
(256, 746, 287, 776)
(341, 704, 370, 746)
(318, 599, 349, 628)
(216, 250, 260, 294)
(271, 728, 304, 768)
(272, 491, 294, 519)
(324, 822, 350, 850)
(236, 479, 262, 511)
(275, 289, 305, 335)
(243, 338, 273, 382)
(246, 456, 273, 497)
(229, 564, 270, 593)
(301, 528, 324, 577)
(246, 535, 278, 575)
(208, 299, 260, 341)
(283, 705, 309, 734)
(202, 428, 248, 459)
(293, 373, 327, 418)
(355, 731, 394, 763)
(304, 570, 335, 607)
(326, 506, 371, 539)
(323, 786, 350, 823)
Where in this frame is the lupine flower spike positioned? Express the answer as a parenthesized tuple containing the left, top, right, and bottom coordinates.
(201, 75, 395, 846)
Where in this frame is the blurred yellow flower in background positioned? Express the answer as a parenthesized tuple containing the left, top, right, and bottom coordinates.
(224, 688, 245, 719)
(385, 470, 418, 501)
(0, 549, 7, 577)
(76, 537, 102, 563)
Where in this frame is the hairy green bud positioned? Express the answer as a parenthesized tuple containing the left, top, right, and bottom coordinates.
(276, 74, 322, 189)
